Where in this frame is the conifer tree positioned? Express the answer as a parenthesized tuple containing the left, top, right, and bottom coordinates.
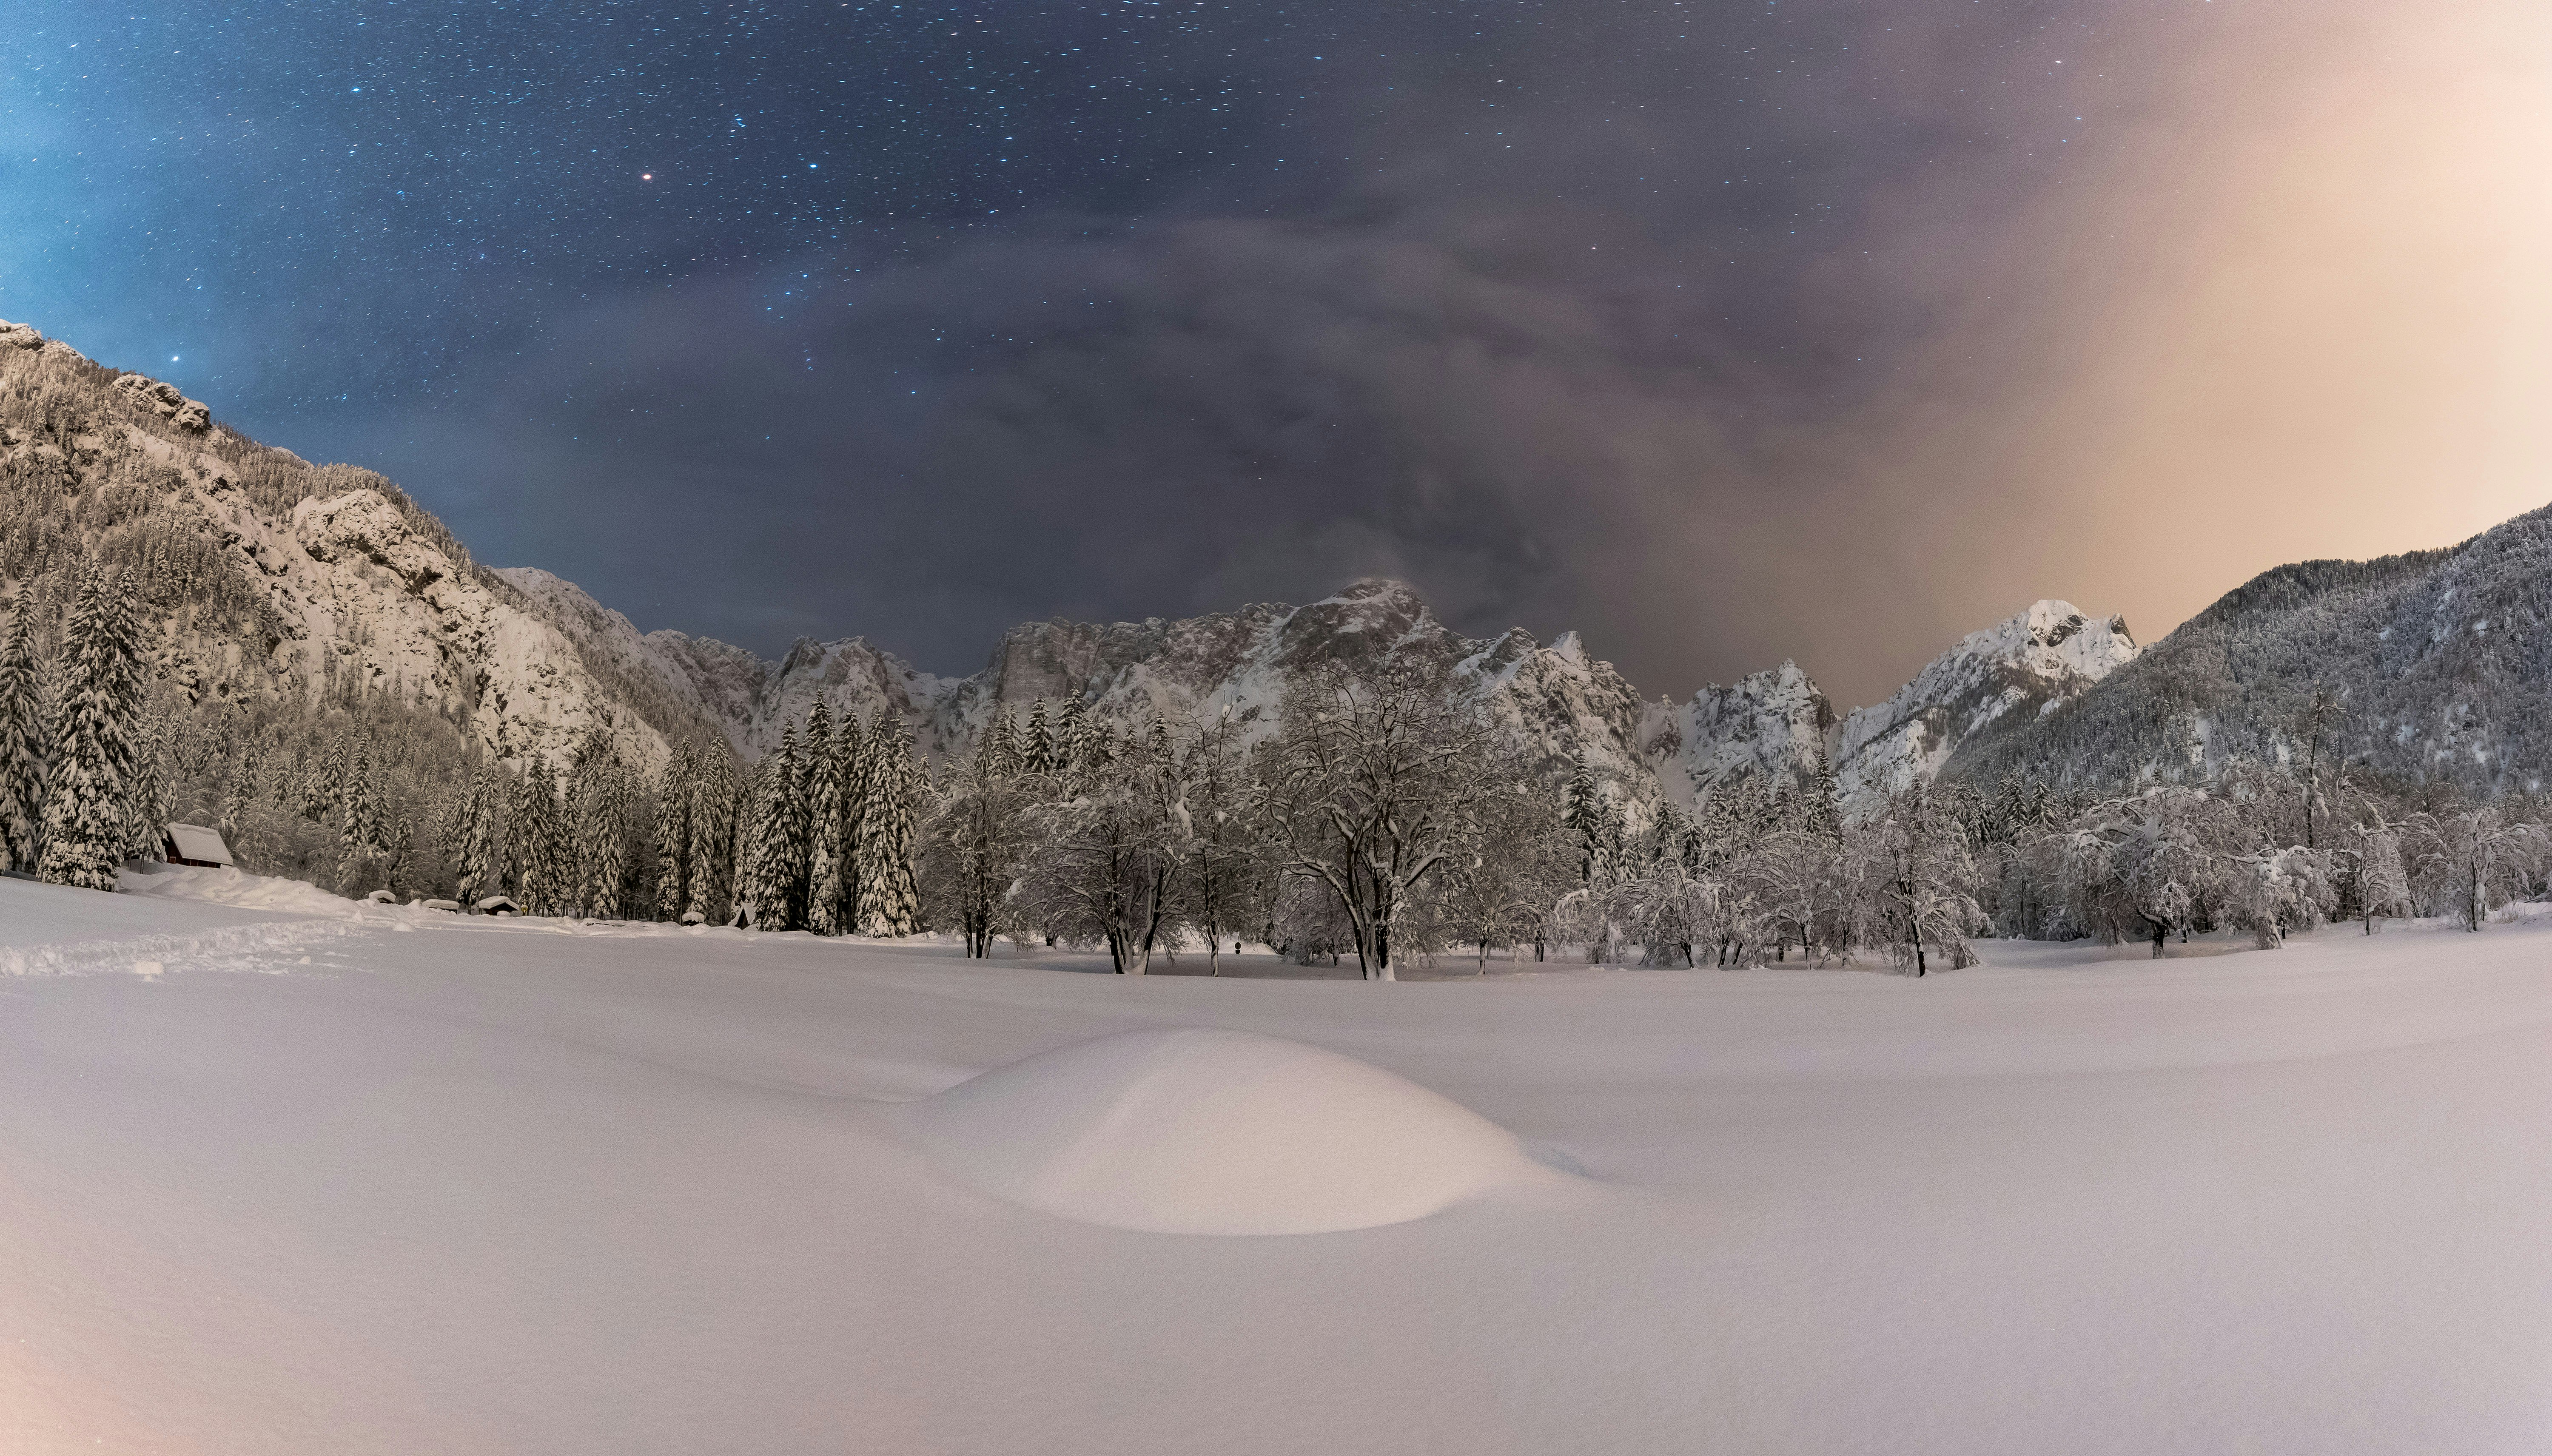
(455, 766, 501, 907)
(981, 708, 1019, 781)
(1054, 695, 1092, 786)
(805, 701, 850, 934)
(336, 738, 385, 892)
(39, 564, 143, 891)
(125, 711, 171, 864)
(753, 723, 811, 930)
(1562, 751, 1605, 885)
(687, 750, 737, 923)
(652, 741, 696, 921)
(0, 603, 46, 873)
(513, 755, 565, 914)
(1022, 699, 1053, 777)
(856, 719, 922, 935)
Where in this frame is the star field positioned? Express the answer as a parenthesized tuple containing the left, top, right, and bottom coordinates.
(3, 0, 2169, 701)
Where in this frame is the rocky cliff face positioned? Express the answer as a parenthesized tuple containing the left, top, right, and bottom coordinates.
(0, 321, 669, 772)
(1830, 600, 2138, 802)
(1643, 662, 1836, 806)
(505, 573, 1653, 789)
(1643, 603, 2139, 811)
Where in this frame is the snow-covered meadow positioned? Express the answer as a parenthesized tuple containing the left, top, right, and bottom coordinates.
(5, 870, 2550, 1454)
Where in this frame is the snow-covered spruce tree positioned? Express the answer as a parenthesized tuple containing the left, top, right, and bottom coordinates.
(1021, 698, 1054, 778)
(0, 600, 47, 873)
(1054, 695, 1097, 789)
(512, 755, 565, 915)
(38, 564, 144, 891)
(686, 749, 738, 924)
(565, 728, 635, 920)
(749, 723, 812, 931)
(651, 740, 696, 921)
(123, 707, 173, 864)
(855, 719, 922, 936)
(1562, 750, 1604, 886)
(336, 738, 385, 894)
(453, 766, 498, 907)
(804, 700, 851, 935)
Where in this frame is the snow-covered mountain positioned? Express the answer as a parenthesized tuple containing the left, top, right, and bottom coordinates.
(1641, 662, 1836, 807)
(1946, 506, 2552, 797)
(505, 572, 1653, 788)
(23, 311, 2534, 811)
(1638, 603, 2137, 810)
(1830, 600, 2138, 801)
(0, 321, 675, 772)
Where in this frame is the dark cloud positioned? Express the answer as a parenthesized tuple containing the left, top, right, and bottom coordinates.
(11, 0, 2540, 706)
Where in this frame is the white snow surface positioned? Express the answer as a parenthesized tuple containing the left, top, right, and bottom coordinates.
(899, 1026, 1565, 1234)
(5, 874, 2551, 1454)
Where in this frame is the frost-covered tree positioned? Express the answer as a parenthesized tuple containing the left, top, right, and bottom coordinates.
(804, 700, 852, 935)
(855, 719, 921, 936)
(571, 742, 635, 919)
(1179, 711, 1271, 973)
(39, 564, 144, 891)
(651, 740, 696, 921)
(1849, 785, 1983, 975)
(2404, 807, 2549, 933)
(685, 748, 738, 924)
(1259, 660, 1515, 981)
(748, 723, 812, 930)
(0, 601, 48, 873)
(1021, 698, 1054, 778)
(512, 755, 568, 915)
(454, 766, 503, 907)
(917, 741, 1034, 956)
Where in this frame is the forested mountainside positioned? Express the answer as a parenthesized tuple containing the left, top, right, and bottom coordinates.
(10, 307, 2542, 874)
(1638, 601, 2140, 810)
(1947, 508, 2552, 797)
(0, 321, 690, 772)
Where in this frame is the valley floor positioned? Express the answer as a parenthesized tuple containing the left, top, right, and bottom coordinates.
(3, 873, 2549, 1454)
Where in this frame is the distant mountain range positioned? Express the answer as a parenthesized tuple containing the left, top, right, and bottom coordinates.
(5, 316, 2544, 806)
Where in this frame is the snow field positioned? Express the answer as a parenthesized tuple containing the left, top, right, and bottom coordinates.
(3, 873, 2551, 1454)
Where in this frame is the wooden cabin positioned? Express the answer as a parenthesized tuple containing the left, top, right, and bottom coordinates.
(160, 823, 236, 870)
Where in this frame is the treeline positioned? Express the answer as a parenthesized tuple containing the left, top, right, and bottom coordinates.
(1948, 763, 2552, 948)
(909, 663, 2000, 978)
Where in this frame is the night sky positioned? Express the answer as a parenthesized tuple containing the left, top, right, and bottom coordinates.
(4, 0, 2544, 705)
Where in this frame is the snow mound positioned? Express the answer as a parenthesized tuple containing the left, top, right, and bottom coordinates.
(119, 864, 359, 917)
(898, 1027, 1557, 1235)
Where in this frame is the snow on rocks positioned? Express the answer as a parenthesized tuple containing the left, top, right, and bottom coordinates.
(0, 318, 43, 350)
(1646, 660, 1836, 805)
(1830, 599, 2136, 803)
(286, 491, 667, 770)
(112, 371, 211, 432)
(897, 1027, 1564, 1234)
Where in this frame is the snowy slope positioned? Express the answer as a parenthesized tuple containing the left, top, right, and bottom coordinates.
(0, 324, 669, 772)
(6, 874, 2551, 1453)
(1952, 506, 2552, 795)
(1831, 599, 2137, 802)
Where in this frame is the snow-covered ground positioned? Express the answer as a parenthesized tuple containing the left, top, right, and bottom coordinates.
(5, 872, 2550, 1454)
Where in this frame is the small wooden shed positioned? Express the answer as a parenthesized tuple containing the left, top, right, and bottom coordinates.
(161, 823, 236, 869)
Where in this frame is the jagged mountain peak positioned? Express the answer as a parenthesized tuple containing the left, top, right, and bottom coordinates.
(1829, 599, 2138, 802)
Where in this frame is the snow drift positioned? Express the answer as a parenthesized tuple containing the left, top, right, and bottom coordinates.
(897, 1027, 1560, 1234)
